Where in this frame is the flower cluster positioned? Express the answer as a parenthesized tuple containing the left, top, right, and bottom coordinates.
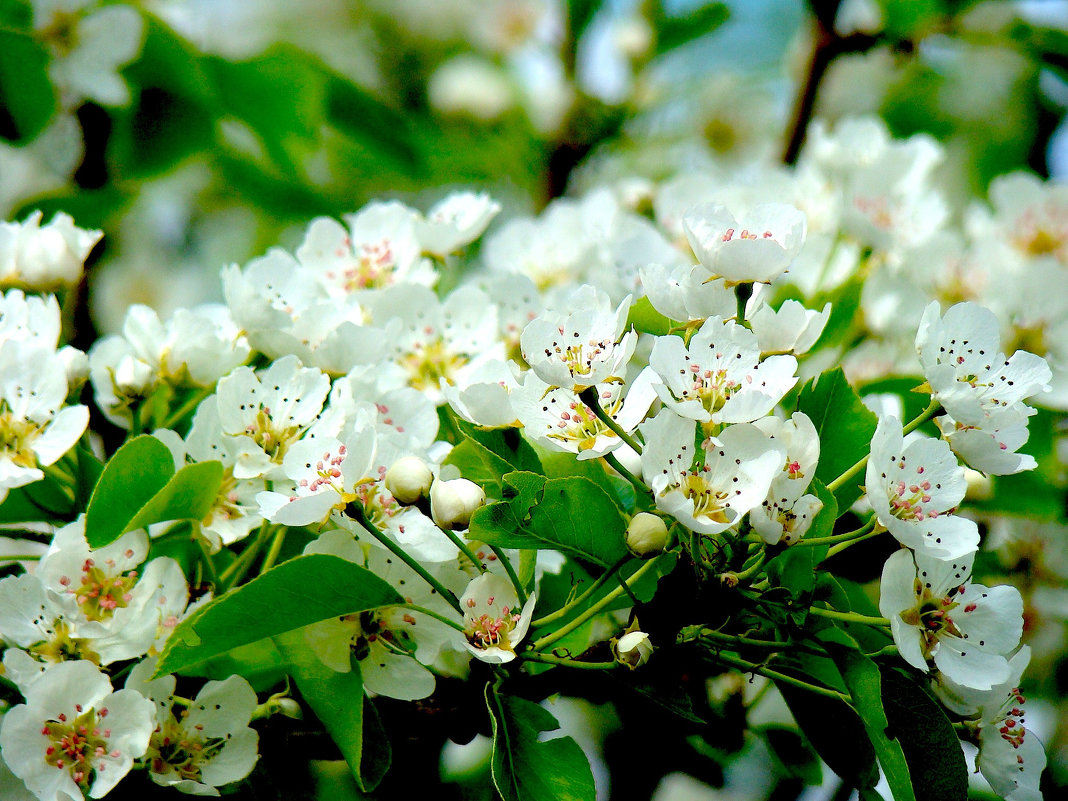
(0, 116, 1060, 801)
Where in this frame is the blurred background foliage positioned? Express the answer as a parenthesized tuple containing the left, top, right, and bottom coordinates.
(4, 1, 1068, 799)
(3, 0, 1068, 340)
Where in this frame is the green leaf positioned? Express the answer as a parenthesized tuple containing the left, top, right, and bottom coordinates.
(626, 296, 675, 337)
(766, 542, 828, 600)
(758, 725, 823, 785)
(796, 368, 878, 510)
(878, 666, 968, 801)
(85, 435, 175, 548)
(0, 30, 56, 142)
(156, 554, 404, 675)
(325, 74, 421, 172)
(486, 685, 596, 801)
(445, 424, 542, 498)
(0, 478, 73, 524)
(277, 631, 390, 792)
(470, 472, 628, 567)
(652, 2, 730, 55)
(73, 446, 104, 515)
(779, 682, 879, 791)
(124, 461, 224, 533)
(822, 633, 916, 801)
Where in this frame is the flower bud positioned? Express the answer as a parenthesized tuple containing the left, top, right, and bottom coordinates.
(613, 630, 653, 669)
(385, 456, 434, 504)
(430, 477, 486, 530)
(625, 512, 669, 557)
(58, 345, 89, 392)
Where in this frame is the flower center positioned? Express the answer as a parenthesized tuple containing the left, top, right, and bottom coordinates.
(547, 393, 619, 452)
(61, 557, 139, 623)
(465, 595, 521, 652)
(674, 471, 732, 525)
(42, 706, 117, 792)
(28, 619, 101, 666)
(678, 363, 740, 417)
(402, 338, 468, 392)
(0, 409, 42, 469)
(149, 716, 226, 783)
(900, 581, 964, 656)
(324, 239, 398, 293)
(543, 328, 612, 380)
(244, 407, 300, 463)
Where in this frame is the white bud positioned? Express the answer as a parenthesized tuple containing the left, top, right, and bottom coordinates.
(626, 512, 669, 557)
(430, 477, 486, 530)
(614, 630, 653, 669)
(385, 456, 434, 504)
(58, 345, 89, 389)
(114, 354, 154, 395)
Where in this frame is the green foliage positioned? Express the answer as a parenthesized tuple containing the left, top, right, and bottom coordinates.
(84, 434, 224, 548)
(626, 296, 675, 337)
(277, 631, 391, 792)
(469, 471, 628, 567)
(155, 554, 404, 675)
(0, 30, 55, 142)
(486, 685, 596, 801)
(796, 368, 879, 509)
(651, 2, 731, 55)
(444, 423, 543, 499)
(757, 725, 823, 785)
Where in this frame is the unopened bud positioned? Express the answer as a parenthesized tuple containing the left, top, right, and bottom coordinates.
(58, 345, 89, 391)
(385, 456, 434, 504)
(430, 477, 486, 530)
(613, 630, 653, 669)
(626, 513, 669, 557)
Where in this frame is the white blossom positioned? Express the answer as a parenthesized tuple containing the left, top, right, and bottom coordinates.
(460, 572, 535, 664)
(683, 202, 806, 286)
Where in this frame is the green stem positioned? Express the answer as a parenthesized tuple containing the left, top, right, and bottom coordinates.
(194, 529, 221, 589)
(796, 515, 876, 547)
(530, 556, 661, 652)
(578, 388, 643, 456)
(715, 651, 850, 703)
(531, 555, 630, 629)
(350, 505, 464, 615)
(826, 398, 941, 494)
(220, 523, 270, 588)
(807, 606, 890, 627)
(735, 282, 754, 326)
(694, 628, 789, 649)
(489, 545, 527, 606)
(162, 387, 213, 430)
(441, 527, 487, 574)
(398, 603, 466, 634)
(259, 527, 288, 573)
(826, 528, 884, 558)
(604, 451, 652, 497)
(519, 652, 617, 670)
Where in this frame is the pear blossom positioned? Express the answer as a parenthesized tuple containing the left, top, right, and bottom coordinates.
(916, 301, 1051, 426)
(0, 290, 62, 350)
(214, 355, 334, 480)
(879, 549, 1023, 690)
(303, 532, 465, 699)
(520, 285, 636, 392)
(934, 647, 1045, 801)
(865, 415, 979, 560)
(613, 630, 653, 669)
(0, 660, 155, 801)
(125, 657, 259, 795)
(440, 358, 523, 429)
(648, 316, 798, 427)
(0, 343, 89, 502)
(365, 284, 503, 404)
(750, 413, 823, 545)
(0, 211, 101, 290)
(31, 0, 144, 108)
(296, 201, 436, 297)
(638, 262, 738, 323)
(748, 300, 832, 355)
(31, 519, 189, 665)
(153, 401, 266, 551)
(513, 368, 657, 461)
(969, 171, 1068, 268)
(640, 411, 786, 536)
(682, 202, 806, 286)
(414, 191, 501, 256)
(935, 411, 1037, 476)
(222, 251, 390, 375)
(479, 273, 542, 357)
(385, 456, 434, 504)
(460, 572, 536, 664)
